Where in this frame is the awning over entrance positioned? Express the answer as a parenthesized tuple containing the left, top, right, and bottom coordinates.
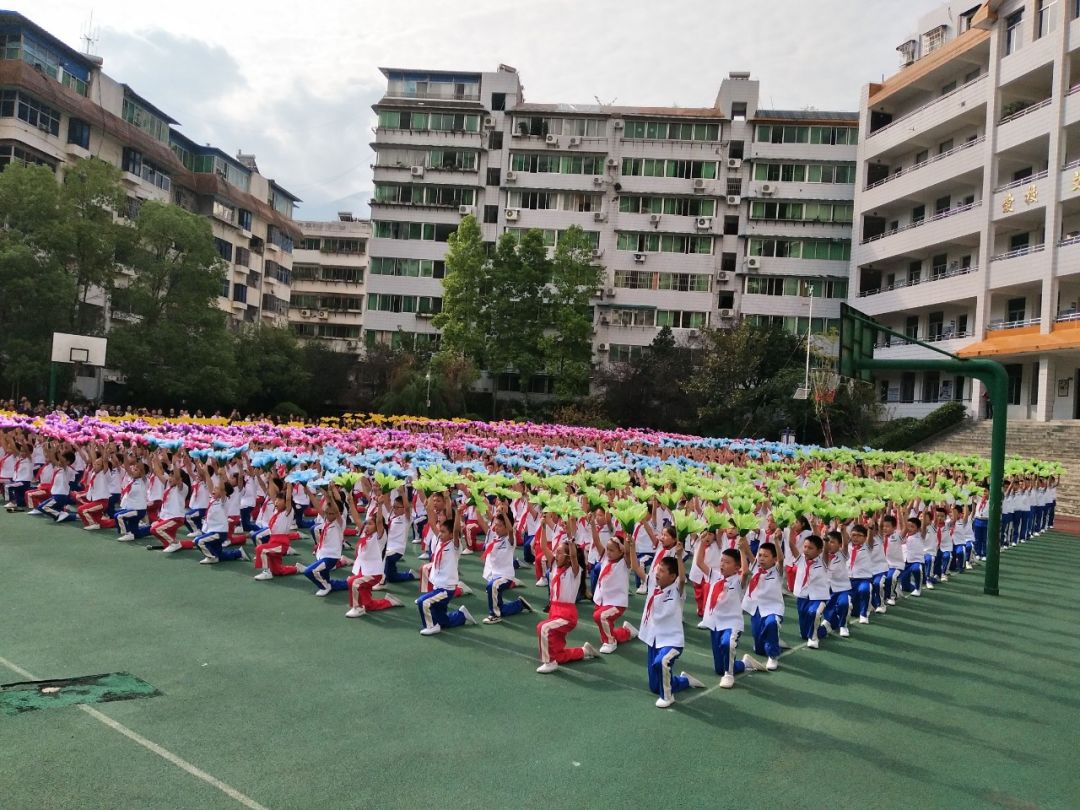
(957, 322, 1080, 358)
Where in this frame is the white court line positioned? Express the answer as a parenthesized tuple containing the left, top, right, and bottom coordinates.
(0, 656, 268, 810)
(684, 640, 810, 704)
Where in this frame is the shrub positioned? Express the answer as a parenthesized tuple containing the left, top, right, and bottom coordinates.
(870, 401, 967, 451)
(270, 401, 307, 419)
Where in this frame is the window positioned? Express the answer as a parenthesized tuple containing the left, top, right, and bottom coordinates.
(621, 120, 720, 142)
(911, 205, 925, 225)
(1037, 0, 1057, 39)
(320, 238, 365, 254)
(655, 310, 708, 329)
(729, 140, 744, 160)
(1, 30, 89, 95)
(374, 221, 457, 242)
(67, 118, 90, 149)
(618, 196, 715, 216)
(491, 92, 506, 111)
(486, 168, 501, 186)
(238, 209, 253, 231)
(1007, 297, 1026, 323)
(1030, 362, 1041, 405)
(620, 158, 717, 179)
(922, 25, 946, 54)
(373, 183, 475, 207)
(122, 95, 169, 142)
(1006, 364, 1023, 404)
(1005, 10, 1024, 55)
(940, 80, 957, 95)
(934, 195, 951, 214)
(213, 200, 236, 224)
(717, 290, 734, 309)
(748, 237, 851, 261)
(914, 149, 929, 166)
(905, 316, 919, 340)
(726, 178, 743, 197)
(489, 131, 503, 150)
(922, 371, 941, 403)
(754, 125, 857, 145)
(720, 252, 737, 272)
(235, 247, 251, 267)
(267, 226, 294, 254)
(749, 200, 853, 223)
(753, 162, 855, 184)
(511, 153, 606, 175)
(378, 110, 481, 132)
(928, 311, 944, 340)
(730, 102, 747, 121)
(723, 216, 739, 235)
(609, 344, 645, 364)
(214, 238, 233, 262)
(900, 373, 916, 403)
(484, 205, 498, 224)
(370, 257, 445, 278)
(0, 141, 56, 171)
(366, 293, 442, 314)
(616, 232, 713, 254)
(122, 147, 142, 176)
(232, 284, 247, 304)
(0, 89, 61, 136)
(515, 116, 605, 137)
(124, 196, 141, 221)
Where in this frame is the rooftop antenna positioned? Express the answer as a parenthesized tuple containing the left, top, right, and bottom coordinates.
(81, 11, 100, 55)
(594, 95, 618, 108)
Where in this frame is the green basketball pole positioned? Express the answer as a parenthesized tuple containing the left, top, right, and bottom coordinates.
(48, 362, 57, 407)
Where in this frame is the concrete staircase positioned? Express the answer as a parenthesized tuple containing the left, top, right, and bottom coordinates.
(916, 420, 1080, 516)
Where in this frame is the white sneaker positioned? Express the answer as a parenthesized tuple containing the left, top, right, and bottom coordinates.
(315, 587, 332, 597)
(254, 570, 273, 581)
(940, 574, 949, 582)
(779, 639, 792, 650)
(418, 552, 430, 561)
(83, 524, 101, 531)
(386, 594, 404, 608)
(345, 607, 366, 618)
(858, 615, 870, 625)
(622, 621, 638, 640)
(420, 624, 441, 636)
(55, 512, 72, 523)
(966, 561, 973, 570)
(519, 597, 534, 613)
(874, 606, 887, 614)
(696, 619, 709, 629)
(456, 582, 474, 596)
(806, 637, 819, 649)
(582, 642, 600, 659)
(372, 581, 386, 591)
(460, 547, 474, 555)
(237, 548, 249, 562)
(459, 606, 477, 626)
(719, 673, 735, 689)
(820, 620, 833, 635)
(27, 509, 42, 515)
(655, 696, 675, 709)
(535, 578, 548, 588)
(741, 654, 766, 672)
(681, 671, 705, 688)
(536, 661, 559, 674)
(599, 642, 617, 654)
(635, 584, 647, 595)
(925, 581, 935, 590)
(886, 598, 897, 606)
(766, 657, 779, 671)
(910, 589, 921, 597)
(117, 532, 134, 542)
(199, 556, 219, 565)
(482, 615, 502, 625)
(839, 626, 850, 637)
(163, 542, 182, 554)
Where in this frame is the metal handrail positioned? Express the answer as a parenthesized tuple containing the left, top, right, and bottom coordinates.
(989, 244, 1045, 262)
(999, 97, 1052, 125)
(860, 201, 979, 244)
(994, 169, 1049, 193)
(868, 74, 987, 138)
(857, 264, 977, 297)
(864, 136, 985, 191)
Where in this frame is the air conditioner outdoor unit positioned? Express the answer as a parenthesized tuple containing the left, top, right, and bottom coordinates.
(592, 175, 605, 186)
(719, 308, 734, 318)
(416, 311, 434, 319)
(606, 157, 619, 169)
(633, 252, 646, 263)
(605, 287, 615, 298)
(613, 119, 624, 129)
(545, 133, 559, 146)
(649, 213, 662, 224)
(459, 205, 475, 215)
(592, 248, 605, 259)
(505, 208, 520, 221)
(727, 158, 742, 169)
(696, 217, 713, 230)
(506, 170, 518, 182)
(716, 271, 729, 281)
(411, 165, 424, 177)
(317, 310, 329, 319)
(568, 136, 582, 147)
(345, 341, 358, 350)
(300, 308, 312, 318)
(693, 178, 706, 192)
(594, 211, 607, 222)
(727, 195, 742, 206)
(483, 116, 495, 128)
(746, 256, 762, 270)
(761, 183, 777, 195)
(598, 343, 609, 352)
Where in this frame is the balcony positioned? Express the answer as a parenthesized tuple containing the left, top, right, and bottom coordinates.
(1057, 234, 1080, 276)
(992, 170, 1049, 221)
(988, 244, 1047, 289)
(861, 136, 985, 210)
(987, 317, 1041, 331)
(874, 331, 976, 359)
(857, 264, 979, 316)
(997, 98, 1053, 152)
(383, 82, 481, 103)
(857, 202, 982, 263)
(863, 75, 988, 158)
(372, 128, 483, 149)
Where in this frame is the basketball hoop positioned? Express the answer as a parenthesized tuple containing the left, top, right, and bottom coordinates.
(811, 369, 840, 405)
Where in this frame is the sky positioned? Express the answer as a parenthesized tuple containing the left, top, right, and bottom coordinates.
(27, 0, 946, 220)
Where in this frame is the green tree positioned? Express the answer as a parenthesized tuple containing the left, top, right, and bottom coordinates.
(432, 214, 488, 364)
(233, 326, 311, 413)
(108, 201, 235, 409)
(544, 226, 603, 398)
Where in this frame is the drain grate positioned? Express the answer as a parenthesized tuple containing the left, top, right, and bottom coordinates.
(0, 672, 160, 715)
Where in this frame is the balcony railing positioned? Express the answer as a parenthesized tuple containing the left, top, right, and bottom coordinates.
(868, 74, 987, 139)
(860, 201, 979, 244)
(384, 83, 480, 102)
(1057, 310, 1080, 322)
(994, 169, 1049, 193)
(1058, 234, 1080, 248)
(858, 263, 977, 297)
(999, 97, 1052, 126)
(989, 244, 1045, 262)
(864, 136, 985, 191)
(875, 329, 973, 348)
(987, 316, 1041, 331)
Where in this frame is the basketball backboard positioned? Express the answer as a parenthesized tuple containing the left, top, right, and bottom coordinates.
(51, 333, 107, 366)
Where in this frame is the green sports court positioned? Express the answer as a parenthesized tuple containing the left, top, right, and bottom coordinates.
(2, 512, 1078, 810)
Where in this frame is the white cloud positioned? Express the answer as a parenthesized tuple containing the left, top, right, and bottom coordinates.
(25, 0, 943, 218)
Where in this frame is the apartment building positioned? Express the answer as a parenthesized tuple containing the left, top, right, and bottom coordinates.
(0, 11, 301, 342)
(851, 0, 1080, 421)
(368, 67, 856, 378)
(289, 214, 370, 354)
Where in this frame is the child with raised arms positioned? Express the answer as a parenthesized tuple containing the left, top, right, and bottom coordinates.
(536, 520, 598, 673)
(302, 483, 350, 597)
(639, 552, 705, 707)
(480, 508, 533, 624)
(695, 532, 750, 688)
(591, 515, 638, 653)
(344, 491, 403, 617)
(416, 506, 477, 635)
(788, 532, 830, 649)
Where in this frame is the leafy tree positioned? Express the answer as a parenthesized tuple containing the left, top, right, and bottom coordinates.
(432, 214, 488, 364)
(233, 326, 310, 413)
(108, 201, 235, 409)
(544, 226, 603, 398)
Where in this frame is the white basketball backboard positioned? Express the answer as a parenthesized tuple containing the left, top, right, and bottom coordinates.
(51, 333, 107, 366)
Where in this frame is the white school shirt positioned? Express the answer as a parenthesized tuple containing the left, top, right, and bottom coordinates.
(827, 551, 851, 592)
(929, 522, 952, 552)
(902, 531, 925, 564)
(592, 556, 630, 608)
(646, 544, 679, 592)
(639, 582, 685, 649)
(204, 497, 229, 533)
(315, 516, 345, 559)
(633, 523, 655, 555)
(690, 541, 722, 586)
(0, 452, 14, 480)
(703, 570, 744, 633)
(481, 531, 516, 581)
(240, 476, 259, 509)
(384, 511, 410, 555)
(146, 474, 164, 504)
(653, 505, 673, 533)
(106, 468, 122, 496)
(351, 531, 386, 576)
(50, 467, 72, 497)
(267, 508, 294, 536)
(883, 531, 905, 569)
(292, 482, 311, 507)
(791, 554, 830, 600)
(951, 518, 970, 546)
(589, 522, 612, 565)
(119, 477, 148, 511)
(428, 539, 460, 590)
(741, 563, 785, 618)
(13, 457, 33, 483)
(37, 463, 55, 489)
(848, 542, 876, 579)
(866, 537, 888, 576)
(188, 478, 210, 510)
(411, 490, 428, 527)
(549, 563, 581, 606)
(31, 444, 45, 466)
(225, 488, 242, 519)
(72, 453, 86, 473)
(159, 482, 190, 521)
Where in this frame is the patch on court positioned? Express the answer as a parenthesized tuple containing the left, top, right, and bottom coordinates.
(0, 672, 160, 716)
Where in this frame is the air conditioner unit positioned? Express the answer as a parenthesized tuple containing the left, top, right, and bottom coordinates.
(633, 252, 646, 263)
(300, 308, 312, 318)
(568, 136, 582, 147)
(612, 119, 624, 129)
(696, 216, 713, 230)
(506, 170, 518, 182)
(716, 271, 729, 281)
(458, 205, 475, 215)
(746, 256, 762, 270)
(727, 158, 742, 169)
(592, 175, 605, 186)
(605, 287, 615, 298)
(592, 248, 605, 259)
(719, 308, 734, 318)
(345, 340, 358, 350)
(317, 310, 329, 319)
(593, 211, 607, 222)
(416, 311, 434, 319)
(693, 178, 707, 192)
(727, 195, 742, 206)
(598, 343, 609, 352)
(606, 157, 619, 169)
(545, 133, 560, 146)
(761, 183, 777, 195)
(410, 165, 424, 177)
(483, 116, 495, 129)
(505, 208, 520, 221)
(649, 213, 662, 224)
